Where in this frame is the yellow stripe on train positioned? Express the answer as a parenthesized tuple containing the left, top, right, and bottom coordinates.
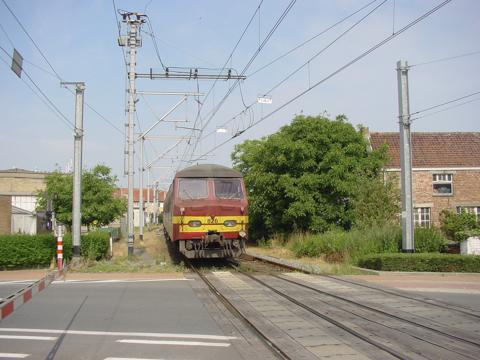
(173, 215, 248, 233)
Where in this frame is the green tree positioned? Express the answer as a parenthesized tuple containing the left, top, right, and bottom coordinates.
(37, 165, 126, 228)
(232, 114, 388, 239)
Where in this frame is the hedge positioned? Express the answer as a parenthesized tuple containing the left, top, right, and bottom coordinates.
(357, 253, 480, 272)
(63, 231, 110, 261)
(0, 234, 56, 269)
(0, 231, 110, 269)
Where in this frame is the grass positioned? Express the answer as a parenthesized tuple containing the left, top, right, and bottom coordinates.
(70, 226, 186, 273)
(248, 225, 448, 274)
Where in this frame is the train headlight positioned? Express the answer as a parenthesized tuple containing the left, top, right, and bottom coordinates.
(188, 220, 202, 227)
(223, 220, 237, 227)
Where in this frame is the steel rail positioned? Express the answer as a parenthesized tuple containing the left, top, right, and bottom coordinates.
(185, 259, 291, 360)
(245, 253, 480, 320)
(228, 261, 407, 360)
(272, 273, 480, 349)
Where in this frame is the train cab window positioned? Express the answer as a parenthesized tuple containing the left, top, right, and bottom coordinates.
(178, 178, 208, 200)
(214, 178, 244, 199)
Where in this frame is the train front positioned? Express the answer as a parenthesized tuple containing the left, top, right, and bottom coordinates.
(173, 172, 248, 258)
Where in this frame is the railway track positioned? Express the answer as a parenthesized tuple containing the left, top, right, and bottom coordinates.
(243, 253, 480, 319)
(187, 256, 480, 360)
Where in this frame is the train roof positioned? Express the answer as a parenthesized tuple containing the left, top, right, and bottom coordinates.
(175, 164, 242, 178)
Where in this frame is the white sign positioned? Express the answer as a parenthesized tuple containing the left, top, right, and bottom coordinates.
(257, 95, 272, 104)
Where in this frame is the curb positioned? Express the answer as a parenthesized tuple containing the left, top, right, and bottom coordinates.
(0, 267, 67, 321)
(246, 250, 480, 276)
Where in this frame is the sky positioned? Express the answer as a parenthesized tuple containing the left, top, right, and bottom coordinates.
(0, 0, 478, 189)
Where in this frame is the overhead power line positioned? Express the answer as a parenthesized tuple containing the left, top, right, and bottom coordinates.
(248, 0, 380, 77)
(197, 0, 387, 146)
(409, 50, 480, 67)
(0, 45, 74, 129)
(2, 0, 125, 135)
(411, 97, 480, 121)
(185, 0, 297, 164)
(190, 0, 453, 162)
(411, 90, 480, 116)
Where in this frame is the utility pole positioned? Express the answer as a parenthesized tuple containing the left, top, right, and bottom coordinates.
(139, 137, 144, 240)
(396, 60, 414, 252)
(119, 12, 146, 256)
(62, 81, 85, 260)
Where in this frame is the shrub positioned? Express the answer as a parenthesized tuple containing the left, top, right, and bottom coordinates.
(414, 228, 447, 253)
(357, 253, 480, 272)
(0, 234, 55, 269)
(64, 231, 110, 261)
(440, 210, 478, 240)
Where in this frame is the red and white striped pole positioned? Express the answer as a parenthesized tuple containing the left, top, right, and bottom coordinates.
(56, 225, 64, 270)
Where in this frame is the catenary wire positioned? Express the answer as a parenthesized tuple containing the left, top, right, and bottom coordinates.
(198, 0, 388, 145)
(190, 0, 453, 162)
(409, 50, 480, 67)
(0, 46, 74, 130)
(411, 97, 480, 121)
(185, 0, 296, 164)
(410, 90, 480, 116)
(247, 0, 380, 77)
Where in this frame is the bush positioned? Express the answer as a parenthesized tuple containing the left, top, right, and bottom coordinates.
(357, 253, 480, 272)
(414, 228, 447, 253)
(440, 210, 478, 240)
(64, 231, 110, 261)
(0, 234, 55, 269)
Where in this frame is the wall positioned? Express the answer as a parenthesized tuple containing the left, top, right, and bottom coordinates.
(387, 169, 480, 226)
(0, 195, 11, 234)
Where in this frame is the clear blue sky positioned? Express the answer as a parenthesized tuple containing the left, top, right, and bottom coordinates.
(0, 0, 478, 188)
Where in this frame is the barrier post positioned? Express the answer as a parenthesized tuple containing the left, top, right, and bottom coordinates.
(56, 225, 64, 270)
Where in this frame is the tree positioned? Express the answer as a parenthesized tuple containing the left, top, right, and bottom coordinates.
(37, 165, 126, 228)
(232, 114, 389, 239)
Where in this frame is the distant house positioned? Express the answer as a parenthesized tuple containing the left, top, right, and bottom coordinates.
(0, 168, 49, 234)
(116, 188, 166, 227)
(369, 132, 480, 227)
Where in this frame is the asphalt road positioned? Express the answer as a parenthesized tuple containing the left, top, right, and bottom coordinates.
(0, 278, 246, 360)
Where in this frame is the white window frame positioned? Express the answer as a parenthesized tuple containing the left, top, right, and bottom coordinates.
(432, 173, 453, 196)
(414, 207, 431, 228)
(456, 206, 480, 222)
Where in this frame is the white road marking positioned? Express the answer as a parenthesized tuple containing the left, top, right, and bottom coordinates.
(52, 279, 191, 284)
(397, 287, 480, 294)
(0, 354, 30, 358)
(104, 358, 165, 360)
(0, 328, 236, 340)
(0, 335, 56, 341)
(117, 339, 231, 347)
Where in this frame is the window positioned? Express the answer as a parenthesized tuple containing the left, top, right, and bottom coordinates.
(456, 206, 480, 222)
(214, 178, 244, 199)
(178, 178, 208, 200)
(414, 207, 431, 228)
(432, 173, 453, 195)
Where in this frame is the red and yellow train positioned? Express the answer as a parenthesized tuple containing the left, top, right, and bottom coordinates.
(163, 164, 248, 258)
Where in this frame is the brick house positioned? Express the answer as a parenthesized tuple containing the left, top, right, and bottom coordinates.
(369, 132, 480, 228)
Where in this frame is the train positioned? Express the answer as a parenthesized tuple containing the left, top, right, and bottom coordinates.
(163, 164, 248, 258)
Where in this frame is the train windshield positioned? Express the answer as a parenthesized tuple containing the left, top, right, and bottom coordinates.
(214, 178, 244, 199)
(178, 178, 208, 200)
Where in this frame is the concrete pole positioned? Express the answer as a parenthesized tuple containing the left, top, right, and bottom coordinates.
(72, 83, 85, 258)
(154, 182, 158, 224)
(396, 60, 414, 252)
(127, 21, 138, 256)
(146, 168, 150, 225)
(139, 136, 144, 240)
